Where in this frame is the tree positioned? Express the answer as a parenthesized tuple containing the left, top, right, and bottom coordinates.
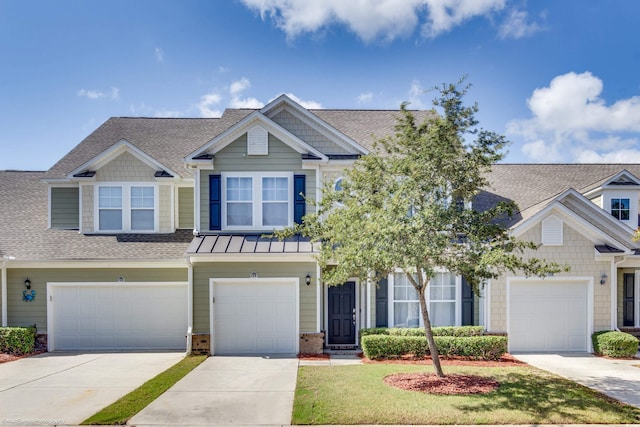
(280, 79, 566, 377)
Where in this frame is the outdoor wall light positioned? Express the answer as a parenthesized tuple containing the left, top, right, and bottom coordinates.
(305, 274, 311, 286)
(24, 278, 31, 289)
(600, 272, 608, 285)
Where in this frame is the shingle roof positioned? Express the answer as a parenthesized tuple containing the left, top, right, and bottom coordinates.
(0, 171, 191, 261)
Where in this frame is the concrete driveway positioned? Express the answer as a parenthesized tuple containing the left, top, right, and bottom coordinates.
(0, 351, 184, 426)
(515, 353, 640, 408)
(129, 356, 299, 426)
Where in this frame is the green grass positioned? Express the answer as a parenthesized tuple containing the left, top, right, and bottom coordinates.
(293, 364, 640, 425)
(82, 354, 207, 425)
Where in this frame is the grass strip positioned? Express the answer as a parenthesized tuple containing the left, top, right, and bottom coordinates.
(293, 364, 640, 425)
(82, 354, 207, 425)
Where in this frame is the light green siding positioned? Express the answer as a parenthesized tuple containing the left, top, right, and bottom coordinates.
(50, 187, 79, 229)
(199, 134, 316, 231)
(6, 267, 187, 333)
(178, 187, 194, 229)
(192, 262, 317, 334)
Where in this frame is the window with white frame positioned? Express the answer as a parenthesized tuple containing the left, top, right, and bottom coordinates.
(611, 198, 630, 220)
(429, 272, 456, 326)
(392, 273, 420, 327)
(390, 271, 459, 328)
(96, 184, 156, 232)
(223, 173, 292, 229)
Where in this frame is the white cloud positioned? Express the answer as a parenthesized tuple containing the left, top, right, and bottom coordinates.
(241, 0, 505, 42)
(508, 71, 640, 163)
(357, 92, 374, 104)
(230, 77, 251, 96)
(282, 93, 323, 109)
(198, 92, 223, 117)
(77, 87, 120, 100)
(155, 47, 164, 62)
(406, 80, 427, 109)
(498, 8, 544, 39)
(229, 77, 264, 109)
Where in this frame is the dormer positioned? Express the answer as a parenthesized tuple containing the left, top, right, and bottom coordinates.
(600, 170, 640, 230)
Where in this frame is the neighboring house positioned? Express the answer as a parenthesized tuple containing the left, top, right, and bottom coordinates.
(0, 95, 638, 355)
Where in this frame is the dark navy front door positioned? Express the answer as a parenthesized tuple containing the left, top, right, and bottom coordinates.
(327, 281, 356, 345)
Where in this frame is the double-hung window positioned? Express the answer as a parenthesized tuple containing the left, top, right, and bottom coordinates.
(222, 173, 292, 230)
(96, 184, 156, 232)
(429, 272, 456, 326)
(392, 273, 420, 327)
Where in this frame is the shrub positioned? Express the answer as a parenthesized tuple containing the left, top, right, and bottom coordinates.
(360, 326, 485, 340)
(0, 326, 36, 355)
(592, 331, 639, 358)
(361, 334, 507, 361)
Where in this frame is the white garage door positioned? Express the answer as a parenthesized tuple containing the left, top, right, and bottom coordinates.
(211, 279, 299, 355)
(48, 283, 187, 351)
(509, 280, 590, 352)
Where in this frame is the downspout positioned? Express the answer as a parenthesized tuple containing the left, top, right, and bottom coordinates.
(1, 259, 7, 327)
(186, 256, 194, 355)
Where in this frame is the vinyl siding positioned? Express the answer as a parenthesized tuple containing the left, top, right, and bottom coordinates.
(490, 221, 611, 333)
(178, 187, 195, 229)
(50, 187, 79, 229)
(6, 267, 187, 333)
(159, 184, 172, 232)
(199, 134, 316, 232)
(271, 109, 351, 154)
(96, 152, 156, 182)
(192, 262, 317, 334)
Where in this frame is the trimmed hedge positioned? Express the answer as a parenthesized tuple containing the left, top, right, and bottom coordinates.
(0, 326, 36, 355)
(361, 334, 507, 361)
(592, 331, 639, 358)
(360, 326, 485, 338)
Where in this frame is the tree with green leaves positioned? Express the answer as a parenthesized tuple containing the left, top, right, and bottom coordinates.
(280, 79, 566, 377)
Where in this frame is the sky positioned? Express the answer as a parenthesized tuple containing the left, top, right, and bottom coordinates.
(1, 0, 640, 171)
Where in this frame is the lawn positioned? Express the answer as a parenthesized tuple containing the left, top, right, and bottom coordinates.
(82, 354, 207, 425)
(293, 364, 640, 425)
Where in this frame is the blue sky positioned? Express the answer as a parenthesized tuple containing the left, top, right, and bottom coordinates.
(1, 0, 640, 170)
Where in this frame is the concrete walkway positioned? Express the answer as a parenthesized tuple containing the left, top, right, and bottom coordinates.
(129, 355, 300, 426)
(0, 351, 184, 426)
(514, 352, 640, 408)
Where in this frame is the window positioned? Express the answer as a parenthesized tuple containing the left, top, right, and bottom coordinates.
(226, 177, 253, 226)
(96, 184, 157, 232)
(98, 186, 122, 231)
(392, 273, 420, 327)
(611, 198, 630, 220)
(222, 173, 292, 229)
(130, 186, 154, 230)
(429, 273, 456, 327)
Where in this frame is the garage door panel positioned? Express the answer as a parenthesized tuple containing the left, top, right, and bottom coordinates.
(51, 284, 187, 351)
(509, 281, 589, 352)
(213, 280, 298, 355)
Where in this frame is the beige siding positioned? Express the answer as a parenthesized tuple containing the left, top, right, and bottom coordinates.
(96, 152, 156, 182)
(192, 262, 317, 334)
(50, 187, 79, 229)
(199, 134, 316, 231)
(81, 185, 94, 233)
(178, 187, 194, 229)
(490, 221, 611, 333)
(272, 109, 351, 154)
(158, 184, 172, 232)
(6, 267, 187, 333)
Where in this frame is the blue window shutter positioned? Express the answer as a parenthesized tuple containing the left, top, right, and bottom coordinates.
(294, 174, 306, 224)
(209, 175, 221, 230)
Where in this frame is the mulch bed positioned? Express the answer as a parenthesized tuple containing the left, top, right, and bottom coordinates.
(0, 348, 47, 364)
(363, 352, 525, 367)
(297, 353, 331, 360)
(384, 372, 499, 394)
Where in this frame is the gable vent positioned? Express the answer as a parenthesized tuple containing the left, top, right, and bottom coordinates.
(541, 215, 563, 246)
(247, 126, 268, 155)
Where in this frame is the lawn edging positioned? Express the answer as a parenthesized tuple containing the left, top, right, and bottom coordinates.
(82, 354, 207, 425)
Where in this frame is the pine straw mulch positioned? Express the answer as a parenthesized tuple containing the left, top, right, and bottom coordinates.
(0, 348, 47, 364)
(367, 353, 523, 395)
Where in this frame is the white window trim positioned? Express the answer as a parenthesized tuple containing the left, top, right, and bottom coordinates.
(94, 183, 159, 233)
(221, 172, 293, 231)
(388, 269, 463, 328)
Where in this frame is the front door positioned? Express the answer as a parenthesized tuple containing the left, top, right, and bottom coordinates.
(327, 281, 356, 345)
(461, 277, 474, 326)
(623, 273, 635, 327)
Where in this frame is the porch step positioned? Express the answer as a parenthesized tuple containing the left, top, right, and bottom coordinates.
(324, 348, 361, 356)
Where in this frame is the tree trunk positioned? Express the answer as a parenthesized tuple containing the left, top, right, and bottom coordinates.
(418, 287, 445, 377)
